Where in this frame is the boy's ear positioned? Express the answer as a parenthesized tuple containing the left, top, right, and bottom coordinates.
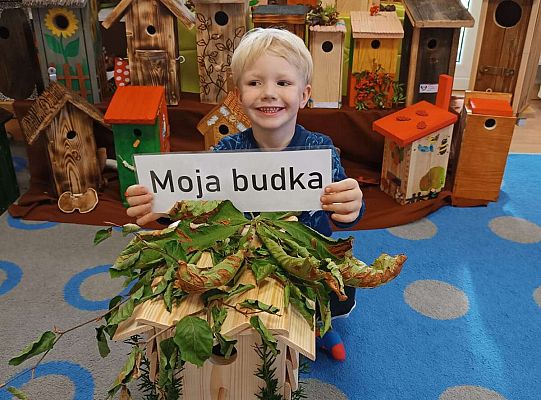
(300, 84, 312, 109)
(234, 87, 242, 103)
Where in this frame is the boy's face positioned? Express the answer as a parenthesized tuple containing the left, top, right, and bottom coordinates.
(236, 53, 311, 140)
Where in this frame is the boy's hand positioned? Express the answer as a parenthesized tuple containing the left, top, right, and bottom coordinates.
(321, 178, 364, 224)
(125, 184, 162, 226)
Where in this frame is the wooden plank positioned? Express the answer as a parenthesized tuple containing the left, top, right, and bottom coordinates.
(403, 0, 474, 28)
(112, 303, 153, 340)
(160, 0, 196, 29)
(102, 0, 133, 29)
(350, 11, 404, 39)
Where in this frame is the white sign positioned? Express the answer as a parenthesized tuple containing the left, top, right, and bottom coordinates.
(134, 149, 332, 213)
(419, 83, 439, 93)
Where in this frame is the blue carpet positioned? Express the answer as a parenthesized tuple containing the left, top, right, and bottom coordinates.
(306, 154, 541, 400)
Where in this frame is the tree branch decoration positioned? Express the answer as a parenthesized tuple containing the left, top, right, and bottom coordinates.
(4, 200, 406, 399)
(353, 66, 405, 110)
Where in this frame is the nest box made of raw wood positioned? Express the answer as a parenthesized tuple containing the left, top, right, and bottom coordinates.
(192, 0, 247, 105)
(398, 0, 474, 106)
(197, 91, 251, 149)
(469, 0, 541, 115)
(101, 0, 195, 106)
(112, 260, 315, 400)
(22, 0, 109, 104)
(252, 5, 310, 40)
(20, 81, 109, 213)
(373, 75, 457, 204)
(103, 85, 170, 207)
(308, 20, 347, 109)
(0, 107, 20, 214)
(451, 91, 516, 206)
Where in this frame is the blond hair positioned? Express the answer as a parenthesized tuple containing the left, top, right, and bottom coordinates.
(230, 28, 313, 88)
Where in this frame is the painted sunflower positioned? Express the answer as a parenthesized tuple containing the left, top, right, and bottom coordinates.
(44, 7, 79, 38)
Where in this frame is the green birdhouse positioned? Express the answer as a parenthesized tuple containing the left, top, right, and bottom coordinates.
(104, 85, 170, 206)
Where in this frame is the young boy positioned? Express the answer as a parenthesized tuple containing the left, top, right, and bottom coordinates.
(125, 28, 365, 361)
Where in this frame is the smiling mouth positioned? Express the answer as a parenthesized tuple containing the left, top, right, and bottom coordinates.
(256, 107, 284, 114)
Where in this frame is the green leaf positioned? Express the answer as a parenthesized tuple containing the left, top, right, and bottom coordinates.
(239, 299, 280, 315)
(44, 33, 62, 54)
(9, 331, 56, 366)
(107, 299, 135, 326)
(112, 251, 141, 271)
(164, 240, 186, 262)
(108, 346, 142, 398)
(201, 288, 228, 305)
(250, 316, 278, 356)
(250, 259, 277, 284)
(96, 326, 111, 358)
(215, 332, 237, 358)
(122, 223, 141, 236)
(64, 37, 80, 58)
(226, 283, 255, 300)
(174, 316, 213, 367)
(94, 227, 112, 245)
(158, 337, 179, 388)
(7, 387, 28, 399)
(164, 282, 174, 312)
(211, 306, 228, 333)
(181, 224, 241, 252)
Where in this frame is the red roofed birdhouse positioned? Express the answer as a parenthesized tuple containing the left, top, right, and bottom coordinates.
(373, 75, 457, 204)
(104, 86, 170, 206)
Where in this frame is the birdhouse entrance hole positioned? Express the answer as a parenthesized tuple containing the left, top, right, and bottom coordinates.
(0, 26, 9, 39)
(54, 15, 69, 30)
(322, 41, 334, 53)
(210, 343, 238, 365)
(214, 11, 229, 26)
(371, 40, 381, 50)
(495, 1, 522, 28)
(427, 39, 437, 50)
(133, 128, 142, 137)
(66, 130, 77, 139)
(484, 118, 497, 130)
(146, 25, 157, 35)
(218, 124, 229, 135)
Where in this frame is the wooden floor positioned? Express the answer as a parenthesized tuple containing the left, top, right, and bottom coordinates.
(511, 99, 541, 153)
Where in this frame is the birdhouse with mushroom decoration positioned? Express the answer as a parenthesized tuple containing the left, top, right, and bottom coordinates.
(20, 82, 109, 213)
(103, 86, 170, 207)
(192, 0, 247, 104)
(373, 75, 457, 204)
(398, 0, 474, 106)
(347, 10, 404, 109)
(101, 0, 196, 106)
(252, 5, 310, 41)
(23, 0, 109, 103)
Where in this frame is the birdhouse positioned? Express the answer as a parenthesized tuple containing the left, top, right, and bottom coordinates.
(103, 86, 170, 207)
(399, 0, 474, 105)
(101, 0, 195, 106)
(452, 91, 516, 205)
(373, 75, 457, 204)
(469, 0, 541, 114)
(252, 5, 310, 41)
(192, 0, 247, 105)
(0, 1, 43, 100)
(20, 82, 108, 213)
(348, 11, 403, 109)
(308, 20, 347, 108)
(112, 265, 315, 400)
(0, 107, 19, 214)
(22, 0, 109, 104)
(197, 91, 251, 149)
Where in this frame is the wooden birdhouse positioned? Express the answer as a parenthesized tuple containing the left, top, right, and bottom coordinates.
(0, 1, 43, 100)
(399, 0, 474, 106)
(452, 91, 516, 205)
(20, 82, 108, 213)
(197, 91, 251, 149)
(112, 264, 315, 400)
(348, 11, 404, 109)
(192, 0, 247, 105)
(373, 75, 457, 204)
(252, 5, 310, 41)
(22, 0, 109, 104)
(103, 86, 170, 207)
(469, 0, 541, 114)
(101, 0, 195, 106)
(0, 107, 19, 214)
(308, 20, 347, 108)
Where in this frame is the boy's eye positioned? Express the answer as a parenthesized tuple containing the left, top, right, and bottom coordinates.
(277, 81, 291, 87)
(247, 81, 260, 86)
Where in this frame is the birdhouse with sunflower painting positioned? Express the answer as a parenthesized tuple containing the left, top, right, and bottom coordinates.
(22, 0, 108, 104)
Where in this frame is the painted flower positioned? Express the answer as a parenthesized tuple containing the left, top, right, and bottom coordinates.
(44, 8, 79, 38)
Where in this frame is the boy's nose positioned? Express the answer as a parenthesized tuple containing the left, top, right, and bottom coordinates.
(261, 83, 277, 100)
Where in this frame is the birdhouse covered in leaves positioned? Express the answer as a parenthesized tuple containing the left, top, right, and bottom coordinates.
(192, 0, 247, 104)
(103, 86, 170, 207)
(101, 0, 195, 106)
(20, 82, 109, 213)
(23, 0, 108, 103)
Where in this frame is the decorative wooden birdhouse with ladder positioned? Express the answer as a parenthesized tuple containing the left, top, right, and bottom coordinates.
(23, 0, 109, 103)
(20, 82, 109, 213)
(399, 0, 474, 106)
(192, 0, 248, 104)
(101, 0, 196, 106)
(252, 5, 310, 41)
(373, 75, 457, 204)
(469, 0, 541, 114)
(348, 10, 404, 109)
(308, 20, 347, 109)
(0, 0, 43, 100)
(103, 86, 170, 207)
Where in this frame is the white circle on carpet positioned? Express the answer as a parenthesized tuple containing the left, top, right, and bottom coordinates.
(387, 218, 437, 240)
(534, 286, 541, 308)
(489, 216, 541, 243)
(440, 385, 507, 400)
(404, 280, 469, 320)
(303, 378, 348, 400)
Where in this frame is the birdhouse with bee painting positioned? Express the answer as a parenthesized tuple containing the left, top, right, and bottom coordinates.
(373, 75, 457, 204)
(104, 86, 170, 207)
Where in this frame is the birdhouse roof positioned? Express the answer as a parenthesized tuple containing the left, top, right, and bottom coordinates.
(403, 0, 474, 28)
(309, 19, 347, 33)
(197, 91, 251, 137)
(20, 82, 109, 145)
(373, 101, 458, 147)
(104, 86, 165, 125)
(101, 0, 195, 30)
(252, 4, 309, 16)
(469, 98, 513, 117)
(350, 11, 404, 39)
(21, 0, 87, 8)
(0, 0, 23, 13)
